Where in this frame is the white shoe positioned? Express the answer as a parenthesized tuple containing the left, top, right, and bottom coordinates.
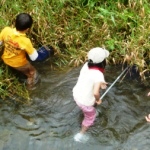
(74, 133, 89, 143)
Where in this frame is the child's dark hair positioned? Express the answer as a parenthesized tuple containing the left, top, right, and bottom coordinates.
(15, 13, 33, 31)
(88, 59, 106, 69)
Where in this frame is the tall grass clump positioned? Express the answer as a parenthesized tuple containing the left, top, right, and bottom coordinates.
(0, 63, 30, 103)
(0, 0, 150, 100)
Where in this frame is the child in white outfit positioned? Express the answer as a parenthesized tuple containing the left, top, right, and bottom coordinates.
(73, 47, 109, 142)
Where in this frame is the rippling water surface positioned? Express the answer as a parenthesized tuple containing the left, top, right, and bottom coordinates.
(0, 62, 150, 150)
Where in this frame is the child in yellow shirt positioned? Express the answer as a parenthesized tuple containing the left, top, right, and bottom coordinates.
(0, 13, 54, 89)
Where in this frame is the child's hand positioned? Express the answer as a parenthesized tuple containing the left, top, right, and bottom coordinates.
(148, 92, 150, 96)
(100, 82, 107, 89)
(95, 99, 102, 105)
(145, 114, 150, 122)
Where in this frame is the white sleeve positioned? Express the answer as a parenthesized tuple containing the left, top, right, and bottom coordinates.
(94, 71, 105, 83)
(28, 49, 38, 61)
(0, 41, 3, 45)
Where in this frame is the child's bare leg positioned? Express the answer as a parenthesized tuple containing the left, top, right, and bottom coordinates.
(80, 125, 89, 134)
(14, 62, 39, 88)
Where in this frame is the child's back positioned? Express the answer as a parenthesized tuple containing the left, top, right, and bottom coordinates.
(1, 26, 35, 67)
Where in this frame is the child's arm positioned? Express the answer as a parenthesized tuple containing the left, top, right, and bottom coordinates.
(28, 48, 38, 61)
(29, 46, 54, 62)
(93, 82, 107, 105)
(93, 82, 101, 100)
(148, 92, 150, 96)
(0, 41, 3, 52)
(25, 38, 54, 62)
(0, 33, 3, 50)
(0, 28, 4, 47)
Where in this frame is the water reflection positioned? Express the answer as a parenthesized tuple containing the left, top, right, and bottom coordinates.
(0, 64, 150, 150)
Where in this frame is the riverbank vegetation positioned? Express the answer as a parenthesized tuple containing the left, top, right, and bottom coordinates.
(0, 0, 150, 101)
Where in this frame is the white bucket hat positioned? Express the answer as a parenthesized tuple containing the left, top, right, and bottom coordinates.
(88, 47, 109, 63)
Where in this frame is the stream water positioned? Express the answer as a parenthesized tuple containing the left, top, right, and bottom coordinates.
(0, 61, 150, 150)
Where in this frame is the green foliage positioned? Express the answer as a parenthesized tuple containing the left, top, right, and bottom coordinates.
(0, 0, 150, 100)
(0, 64, 30, 103)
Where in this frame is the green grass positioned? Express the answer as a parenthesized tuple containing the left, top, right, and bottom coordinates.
(0, 0, 150, 101)
(0, 63, 30, 103)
